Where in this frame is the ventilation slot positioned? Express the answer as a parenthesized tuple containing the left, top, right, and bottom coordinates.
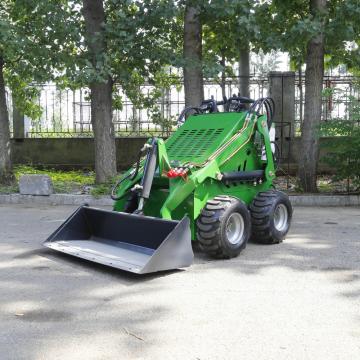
(167, 128, 225, 162)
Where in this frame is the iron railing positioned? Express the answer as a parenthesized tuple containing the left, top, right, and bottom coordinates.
(7, 74, 359, 138)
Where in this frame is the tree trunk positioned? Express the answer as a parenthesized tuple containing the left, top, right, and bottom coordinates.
(298, 0, 326, 192)
(220, 52, 226, 100)
(183, 4, 203, 108)
(83, 0, 116, 183)
(238, 47, 250, 98)
(298, 65, 303, 128)
(0, 59, 13, 185)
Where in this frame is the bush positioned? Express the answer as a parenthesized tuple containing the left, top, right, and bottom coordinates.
(320, 88, 360, 191)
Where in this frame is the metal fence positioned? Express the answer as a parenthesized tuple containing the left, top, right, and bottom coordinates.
(7, 74, 359, 138)
(295, 74, 359, 134)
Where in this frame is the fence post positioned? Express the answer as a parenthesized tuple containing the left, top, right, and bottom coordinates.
(268, 71, 295, 161)
(268, 71, 295, 137)
(13, 104, 25, 139)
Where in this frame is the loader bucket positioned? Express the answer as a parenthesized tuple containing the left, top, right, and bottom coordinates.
(44, 206, 193, 274)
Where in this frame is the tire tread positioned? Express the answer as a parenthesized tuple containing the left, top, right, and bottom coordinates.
(250, 190, 292, 244)
(197, 196, 249, 258)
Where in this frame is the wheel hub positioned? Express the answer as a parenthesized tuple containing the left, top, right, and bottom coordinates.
(225, 213, 245, 245)
(274, 204, 288, 232)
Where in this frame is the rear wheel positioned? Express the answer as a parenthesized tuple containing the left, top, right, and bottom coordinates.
(196, 196, 251, 258)
(250, 190, 292, 244)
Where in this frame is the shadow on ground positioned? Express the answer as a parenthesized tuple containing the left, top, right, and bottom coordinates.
(0, 205, 359, 359)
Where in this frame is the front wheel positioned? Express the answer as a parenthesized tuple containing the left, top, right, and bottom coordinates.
(196, 196, 251, 258)
(250, 190, 292, 244)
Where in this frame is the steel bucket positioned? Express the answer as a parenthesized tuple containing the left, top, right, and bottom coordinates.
(44, 206, 193, 274)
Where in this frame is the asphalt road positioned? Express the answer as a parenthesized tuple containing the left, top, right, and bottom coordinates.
(0, 204, 359, 360)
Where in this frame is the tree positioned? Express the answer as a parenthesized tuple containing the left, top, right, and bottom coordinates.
(0, 2, 19, 184)
(298, 0, 326, 192)
(235, 1, 255, 98)
(0, 57, 11, 184)
(202, 0, 260, 99)
(183, 2, 204, 108)
(80, 0, 179, 182)
(257, 0, 360, 192)
(238, 47, 250, 98)
(202, 6, 235, 99)
(82, 0, 116, 183)
(0, 0, 80, 184)
(13, 0, 178, 184)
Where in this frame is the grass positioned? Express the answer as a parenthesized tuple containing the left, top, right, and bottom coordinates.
(90, 182, 114, 197)
(0, 183, 19, 194)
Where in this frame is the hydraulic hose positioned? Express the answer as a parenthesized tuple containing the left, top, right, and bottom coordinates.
(248, 97, 275, 128)
(177, 106, 203, 125)
(110, 148, 143, 201)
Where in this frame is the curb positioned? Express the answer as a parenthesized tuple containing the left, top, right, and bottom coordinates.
(289, 194, 360, 207)
(0, 193, 359, 207)
(0, 194, 113, 206)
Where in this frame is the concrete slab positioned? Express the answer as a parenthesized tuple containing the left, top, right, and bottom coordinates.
(19, 175, 53, 196)
(0, 205, 359, 360)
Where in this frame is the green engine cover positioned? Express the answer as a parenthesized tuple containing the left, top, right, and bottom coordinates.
(166, 112, 246, 164)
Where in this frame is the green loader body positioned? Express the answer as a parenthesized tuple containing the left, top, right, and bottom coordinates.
(44, 97, 292, 274)
(114, 111, 275, 239)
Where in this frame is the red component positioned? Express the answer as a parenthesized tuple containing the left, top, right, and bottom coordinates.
(166, 168, 188, 178)
(166, 169, 177, 178)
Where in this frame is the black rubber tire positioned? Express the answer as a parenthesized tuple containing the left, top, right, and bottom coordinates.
(250, 190, 292, 244)
(124, 192, 138, 213)
(196, 195, 251, 259)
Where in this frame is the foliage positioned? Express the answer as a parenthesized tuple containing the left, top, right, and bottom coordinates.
(150, 108, 177, 132)
(256, 0, 360, 69)
(0, 0, 79, 114)
(320, 86, 360, 190)
(1, 0, 182, 123)
(2, 0, 360, 115)
(201, 0, 258, 79)
(74, 0, 181, 113)
(251, 50, 282, 77)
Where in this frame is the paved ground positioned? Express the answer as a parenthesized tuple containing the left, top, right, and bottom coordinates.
(0, 205, 359, 360)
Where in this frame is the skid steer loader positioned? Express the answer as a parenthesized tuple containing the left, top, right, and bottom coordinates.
(44, 96, 292, 274)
